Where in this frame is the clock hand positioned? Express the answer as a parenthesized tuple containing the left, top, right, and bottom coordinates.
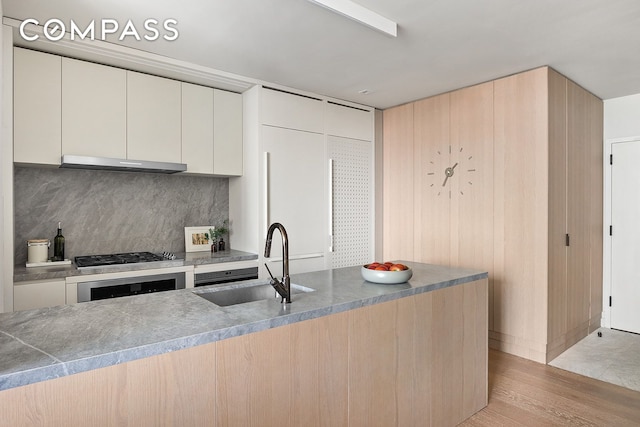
(442, 163, 458, 187)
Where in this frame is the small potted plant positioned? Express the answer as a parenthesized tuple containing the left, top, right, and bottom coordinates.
(207, 219, 229, 252)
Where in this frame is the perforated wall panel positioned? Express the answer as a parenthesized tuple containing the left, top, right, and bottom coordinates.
(328, 136, 373, 268)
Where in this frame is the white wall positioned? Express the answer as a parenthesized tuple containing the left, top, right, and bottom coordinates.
(605, 93, 640, 140)
(602, 93, 640, 327)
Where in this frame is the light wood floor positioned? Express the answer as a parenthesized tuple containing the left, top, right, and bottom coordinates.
(459, 349, 640, 426)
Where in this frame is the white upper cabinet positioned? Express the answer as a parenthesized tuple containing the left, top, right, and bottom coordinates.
(181, 85, 243, 176)
(127, 71, 181, 163)
(14, 48, 62, 165)
(62, 58, 127, 158)
(213, 89, 243, 176)
(182, 82, 214, 174)
(261, 88, 324, 133)
(326, 102, 374, 141)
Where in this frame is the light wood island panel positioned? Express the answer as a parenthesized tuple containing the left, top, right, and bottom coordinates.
(215, 311, 349, 427)
(0, 279, 487, 427)
(348, 279, 487, 427)
(0, 340, 217, 427)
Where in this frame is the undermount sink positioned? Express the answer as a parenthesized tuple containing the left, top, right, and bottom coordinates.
(194, 282, 315, 307)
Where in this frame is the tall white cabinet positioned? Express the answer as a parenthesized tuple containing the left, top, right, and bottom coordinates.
(230, 86, 374, 277)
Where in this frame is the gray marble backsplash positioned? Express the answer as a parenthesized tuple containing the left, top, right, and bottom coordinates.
(14, 167, 229, 265)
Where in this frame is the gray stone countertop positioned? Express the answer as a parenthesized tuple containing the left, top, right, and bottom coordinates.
(0, 261, 487, 391)
(13, 249, 259, 282)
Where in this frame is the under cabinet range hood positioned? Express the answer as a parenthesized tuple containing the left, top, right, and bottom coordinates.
(60, 155, 187, 174)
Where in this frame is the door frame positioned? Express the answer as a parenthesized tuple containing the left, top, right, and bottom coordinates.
(603, 136, 640, 328)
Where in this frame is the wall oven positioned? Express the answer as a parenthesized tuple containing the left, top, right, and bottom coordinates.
(77, 272, 186, 302)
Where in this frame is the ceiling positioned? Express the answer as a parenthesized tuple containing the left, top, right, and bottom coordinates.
(4, 0, 640, 109)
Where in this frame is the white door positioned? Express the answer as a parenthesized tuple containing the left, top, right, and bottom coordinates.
(611, 140, 640, 334)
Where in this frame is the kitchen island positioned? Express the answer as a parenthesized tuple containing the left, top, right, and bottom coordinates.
(0, 262, 488, 426)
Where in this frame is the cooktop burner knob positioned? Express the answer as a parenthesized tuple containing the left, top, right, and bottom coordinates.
(162, 252, 176, 260)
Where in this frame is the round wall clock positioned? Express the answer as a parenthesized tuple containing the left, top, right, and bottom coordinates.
(426, 146, 476, 197)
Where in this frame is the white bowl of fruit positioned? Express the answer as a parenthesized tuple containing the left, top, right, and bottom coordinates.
(361, 262, 412, 284)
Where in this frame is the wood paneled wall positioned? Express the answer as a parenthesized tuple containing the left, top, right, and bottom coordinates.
(493, 68, 551, 360)
(382, 67, 604, 363)
(382, 102, 414, 261)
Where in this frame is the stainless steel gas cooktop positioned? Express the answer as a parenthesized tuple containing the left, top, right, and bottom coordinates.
(74, 252, 177, 269)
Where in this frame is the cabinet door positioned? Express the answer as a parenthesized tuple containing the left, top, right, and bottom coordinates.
(62, 58, 127, 158)
(216, 311, 348, 426)
(213, 89, 243, 176)
(127, 71, 181, 162)
(14, 280, 66, 311)
(328, 136, 373, 268)
(382, 103, 414, 261)
(326, 102, 373, 141)
(547, 69, 569, 348)
(450, 82, 494, 328)
(493, 68, 550, 346)
(262, 126, 325, 273)
(181, 82, 214, 174)
(261, 87, 324, 133)
(588, 93, 604, 325)
(413, 93, 451, 265)
(14, 48, 61, 165)
(566, 80, 593, 333)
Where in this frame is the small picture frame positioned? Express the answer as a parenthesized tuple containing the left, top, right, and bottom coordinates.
(184, 226, 213, 252)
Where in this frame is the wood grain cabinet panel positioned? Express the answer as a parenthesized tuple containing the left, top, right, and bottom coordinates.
(413, 93, 451, 266)
(589, 97, 604, 329)
(216, 312, 348, 427)
(450, 83, 494, 330)
(382, 103, 414, 261)
(493, 68, 551, 358)
(547, 69, 569, 351)
(0, 342, 216, 427)
(348, 280, 487, 427)
(492, 68, 603, 362)
(383, 67, 603, 363)
(0, 280, 487, 426)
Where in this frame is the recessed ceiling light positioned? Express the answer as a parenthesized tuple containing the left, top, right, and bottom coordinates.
(307, 0, 397, 37)
(358, 89, 372, 95)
